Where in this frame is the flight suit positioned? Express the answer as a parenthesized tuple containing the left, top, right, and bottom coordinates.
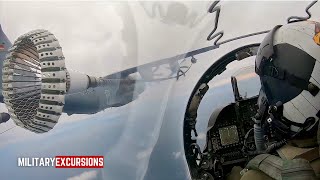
(228, 123, 320, 180)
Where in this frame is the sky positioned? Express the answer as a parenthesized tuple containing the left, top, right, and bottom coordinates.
(0, 1, 319, 180)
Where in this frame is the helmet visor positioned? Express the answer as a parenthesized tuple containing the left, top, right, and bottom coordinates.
(260, 75, 302, 105)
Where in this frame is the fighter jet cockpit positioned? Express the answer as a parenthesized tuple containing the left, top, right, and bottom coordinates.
(184, 21, 320, 178)
(203, 62, 263, 178)
(183, 1, 320, 179)
(183, 44, 262, 179)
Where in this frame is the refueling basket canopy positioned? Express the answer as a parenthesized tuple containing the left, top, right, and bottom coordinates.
(2, 29, 67, 133)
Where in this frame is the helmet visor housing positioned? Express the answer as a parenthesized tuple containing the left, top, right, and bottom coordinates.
(255, 26, 316, 105)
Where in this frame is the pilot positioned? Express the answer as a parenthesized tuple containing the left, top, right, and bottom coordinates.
(230, 20, 320, 180)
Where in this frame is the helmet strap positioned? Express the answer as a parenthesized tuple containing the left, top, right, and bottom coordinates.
(264, 101, 316, 139)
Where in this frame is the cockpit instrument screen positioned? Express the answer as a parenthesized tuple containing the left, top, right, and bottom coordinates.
(218, 125, 239, 146)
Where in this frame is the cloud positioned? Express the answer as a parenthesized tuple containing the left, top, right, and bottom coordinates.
(136, 148, 153, 160)
(172, 151, 182, 160)
(67, 171, 98, 180)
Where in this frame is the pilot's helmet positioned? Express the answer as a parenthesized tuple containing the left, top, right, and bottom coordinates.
(255, 20, 320, 132)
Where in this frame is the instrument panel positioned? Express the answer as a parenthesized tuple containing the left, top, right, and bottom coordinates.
(219, 125, 239, 146)
(206, 96, 258, 165)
